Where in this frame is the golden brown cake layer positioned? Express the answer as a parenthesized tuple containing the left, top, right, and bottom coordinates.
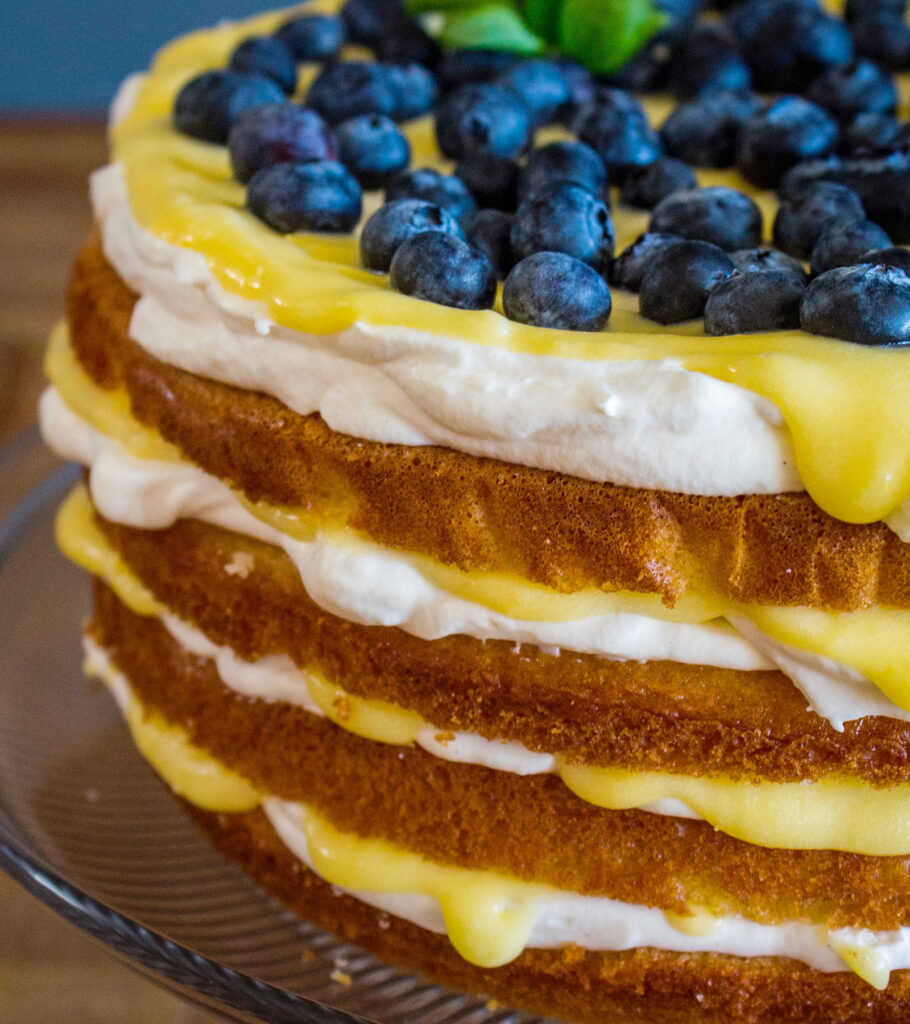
(95, 509, 910, 786)
(93, 579, 910, 932)
(69, 232, 910, 613)
(188, 804, 910, 1024)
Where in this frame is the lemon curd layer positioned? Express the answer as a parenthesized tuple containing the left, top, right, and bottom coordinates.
(107, 2, 910, 526)
(46, 323, 910, 714)
(63, 482, 910, 858)
(76, 639, 910, 986)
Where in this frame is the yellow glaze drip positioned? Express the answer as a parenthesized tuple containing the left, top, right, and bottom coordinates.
(834, 946, 890, 991)
(109, 4, 910, 525)
(305, 669, 425, 745)
(84, 648, 260, 813)
(45, 323, 179, 463)
(124, 699, 260, 813)
(57, 485, 164, 617)
(665, 908, 721, 938)
(557, 763, 910, 856)
(746, 604, 910, 716)
(45, 330, 910, 714)
(300, 803, 545, 967)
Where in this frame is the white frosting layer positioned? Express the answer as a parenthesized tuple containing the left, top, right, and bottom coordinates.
(263, 797, 910, 976)
(91, 160, 803, 498)
(41, 385, 910, 728)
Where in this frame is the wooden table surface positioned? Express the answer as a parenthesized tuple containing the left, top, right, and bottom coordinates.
(0, 120, 221, 1024)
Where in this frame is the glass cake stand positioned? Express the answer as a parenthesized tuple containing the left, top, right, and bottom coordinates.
(0, 427, 551, 1024)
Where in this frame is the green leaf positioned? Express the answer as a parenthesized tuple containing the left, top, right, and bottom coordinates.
(559, 0, 668, 75)
(440, 4, 546, 54)
(521, 0, 562, 44)
(404, 0, 483, 14)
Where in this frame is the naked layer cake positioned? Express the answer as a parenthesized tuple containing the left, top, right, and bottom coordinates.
(39, 0, 910, 1019)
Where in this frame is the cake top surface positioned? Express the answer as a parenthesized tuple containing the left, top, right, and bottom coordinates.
(105, 0, 910, 526)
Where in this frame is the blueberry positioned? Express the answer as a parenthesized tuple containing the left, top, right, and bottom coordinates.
(247, 160, 362, 233)
(306, 62, 397, 125)
(604, 36, 675, 92)
(454, 155, 519, 211)
(810, 220, 892, 276)
(772, 181, 866, 258)
(518, 142, 607, 200)
(360, 199, 463, 271)
(463, 209, 514, 279)
(511, 182, 615, 271)
(726, 0, 817, 49)
(609, 232, 684, 292)
(576, 105, 663, 182)
(333, 114, 409, 191)
(640, 240, 736, 323)
(228, 104, 338, 184)
(843, 112, 900, 156)
(274, 15, 345, 62)
(730, 247, 808, 283)
(437, 49, 518, 91)
(503, 253, 612, 330)
(649, 186, 762, 251)
(496, 60, 570, 126)
(174, 71, 286, 144)
(385, 167, 476, 220)
(229, 36, 298, 95)
(551, 58, 597, 126)
(806, 60, 898, 123)
(736, 96, 839, 189)
(390, 232, 496, 309)
(845, 0, 906, 22)
(667, 25, 752, 98)
(851, 13, 910, 71)
(704, 270, 805, 334)
(435, 84, 532, 160)
(385, 63, 438, 121)
(780, 153, 910, 243)
(660, 92, 761, 168)
(620, 157, 697, 210)
(863, 247, 910, 274)
(340, 0, 395, 47)
(570, 86, 646, 136)
(741, 2, 855, 92)
(800, 263, 910, 345)
(375, 18, 441, 68)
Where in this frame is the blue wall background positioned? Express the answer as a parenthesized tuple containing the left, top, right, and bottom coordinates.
(1, 3, 272, 112)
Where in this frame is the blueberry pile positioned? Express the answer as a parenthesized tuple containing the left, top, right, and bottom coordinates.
(170, 0, 910, 343)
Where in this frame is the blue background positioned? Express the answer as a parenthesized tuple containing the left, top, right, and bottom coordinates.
(1, 3, 272, 113)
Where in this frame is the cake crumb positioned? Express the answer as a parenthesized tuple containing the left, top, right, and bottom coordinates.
(224, 551, 255, 578)
(485, 1000, 501, 1012)
(332, 695, 352, 721)
(330, 969, 352, 986)
(302, 949, 316, 962)
(434, 730, 456, 747)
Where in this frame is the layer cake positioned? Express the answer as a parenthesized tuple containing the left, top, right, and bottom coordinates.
(39, 1, 910, 1020)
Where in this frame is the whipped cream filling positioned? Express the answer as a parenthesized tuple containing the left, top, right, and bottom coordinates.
(41, 385, 910, 728)
(92, 159, 804, 499)
(161, 612, 557, 778)
(86, 637, 910, 984)
(263, 796, 910, 981)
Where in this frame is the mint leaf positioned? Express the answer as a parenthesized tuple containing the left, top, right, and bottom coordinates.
(440, 4, 546, 53)
(405, 0, 484, 14)
(559, 0, 668, 75)
(522, 0, 562, 44)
